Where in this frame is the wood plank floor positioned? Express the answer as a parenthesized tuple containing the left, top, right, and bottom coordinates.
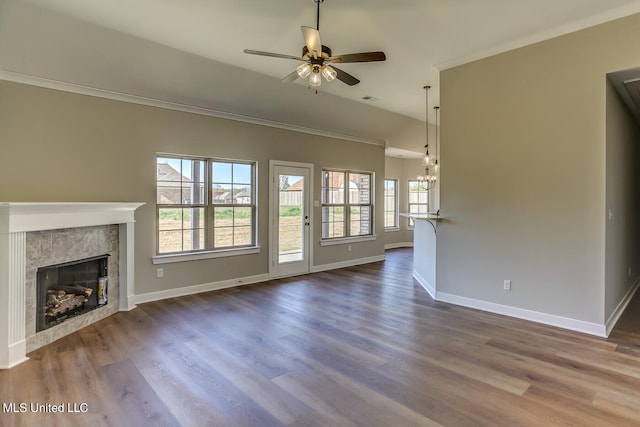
(3, 248, 640, 426)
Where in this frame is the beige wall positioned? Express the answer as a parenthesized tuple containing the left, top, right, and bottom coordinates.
(440, 12, 640, 325)
(0, 0, 425, 154)
(0, 81, 385, 296)
(605, 78, 640, 321)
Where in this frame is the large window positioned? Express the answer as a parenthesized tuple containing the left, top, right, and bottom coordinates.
(408, 180, 429, 227)
(384, 179, 398, 229)
(156, 155, 256, 254)
(211, 161, 254, 249)
(321, 169, 373, 240)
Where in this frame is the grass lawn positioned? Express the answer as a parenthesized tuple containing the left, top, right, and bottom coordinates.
(159, 216, 304, 253)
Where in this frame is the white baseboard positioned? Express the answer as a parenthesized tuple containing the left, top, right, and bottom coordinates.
(135, 255, 387, 305)
(135, 274, 270, 305)
(384, 242, 413, 250)
(412, 270, 435, 299)
(605, 276, 640, 336)
(434, 291, 607, 337)
(311, 255, 386, 273)
(0, 340, 29, 369)
(414, 269, 607, 337)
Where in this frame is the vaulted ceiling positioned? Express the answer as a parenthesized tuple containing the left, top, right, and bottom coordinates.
(3, 0, 640, 153)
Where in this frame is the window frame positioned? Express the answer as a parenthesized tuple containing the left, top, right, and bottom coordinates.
(320, 168, 375, 242)
(155, 154, 258, 258)
(211, 159, 257, 250)
(407, 179, 430, 228)
(383, 178, 399, 230)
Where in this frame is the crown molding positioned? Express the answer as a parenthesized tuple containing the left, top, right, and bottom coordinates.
(436, 3, 640, 70)
(0, 69, 386, 147)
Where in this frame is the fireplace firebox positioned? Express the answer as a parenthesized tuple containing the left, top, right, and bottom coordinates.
(36, 255, 110, 332)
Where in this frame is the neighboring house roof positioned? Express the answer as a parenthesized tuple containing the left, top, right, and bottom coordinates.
(235, 191, 252, 199)
(157, 162, 190, 182)
(285, 178, 303, 192)
(157, 162, 192, 205)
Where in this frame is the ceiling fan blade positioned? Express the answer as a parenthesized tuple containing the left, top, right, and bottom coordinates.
(328, 51, 387, 63)
(301, 26, 322, 59)
(243, 49, 304, 61)
(281, 70, 300, 83)
(332, 66, 360, 86)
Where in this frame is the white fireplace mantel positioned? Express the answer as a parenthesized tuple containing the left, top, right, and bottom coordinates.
(2, 202, 143, 232)
(0, 202, 144, 369)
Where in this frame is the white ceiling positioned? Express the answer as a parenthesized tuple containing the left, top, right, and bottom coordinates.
(4, 0, 640, 154)
(20, 0, 640, 120)
(608, 67, 640, 124)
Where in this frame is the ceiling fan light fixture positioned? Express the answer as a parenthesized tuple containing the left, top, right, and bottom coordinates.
(321, 65, 337, 82)
(244, 0, 385, 90)
(297, 63, 312, 78)
(309, 68, 322, 87)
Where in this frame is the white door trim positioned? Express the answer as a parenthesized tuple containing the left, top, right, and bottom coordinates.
(269, 160, 314, 279)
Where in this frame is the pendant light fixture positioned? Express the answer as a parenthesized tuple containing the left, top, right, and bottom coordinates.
(418, 85, 438, 190)
(434, 105, 440, 175)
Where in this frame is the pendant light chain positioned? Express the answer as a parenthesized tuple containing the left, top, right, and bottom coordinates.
(424, 85, 430, 159)
(434, 105, 439, 173)
(419, 85, 437, 190)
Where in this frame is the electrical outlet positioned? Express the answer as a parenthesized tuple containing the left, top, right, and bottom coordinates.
(348, 245, 352, 252)
(156, 268, 164, 278)
(503, 280, 511, 291)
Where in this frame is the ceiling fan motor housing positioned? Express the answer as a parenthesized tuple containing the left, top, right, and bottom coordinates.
(302, 45, 332, 63)
(243, 0, 384, 87)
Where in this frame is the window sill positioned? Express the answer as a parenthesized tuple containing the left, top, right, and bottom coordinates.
(319, 235, 377, 246)
(384, 227, 400, 232)
(152, 246, 261, 264)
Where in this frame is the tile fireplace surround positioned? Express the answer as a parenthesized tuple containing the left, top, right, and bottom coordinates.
(0, 202, 144, 369)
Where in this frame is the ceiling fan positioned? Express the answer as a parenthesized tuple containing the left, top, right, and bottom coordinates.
(243, 0, 386, 89)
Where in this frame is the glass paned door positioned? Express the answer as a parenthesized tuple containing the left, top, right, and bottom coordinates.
(279, 174, 304, 263)
(271, 164, 311, 278)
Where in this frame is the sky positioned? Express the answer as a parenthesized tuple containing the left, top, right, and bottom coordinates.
(158, 157, 252, 184)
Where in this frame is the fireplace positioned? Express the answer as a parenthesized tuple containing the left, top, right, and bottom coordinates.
(36, 254, 110, 332)
(0, 202, 144, 369)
